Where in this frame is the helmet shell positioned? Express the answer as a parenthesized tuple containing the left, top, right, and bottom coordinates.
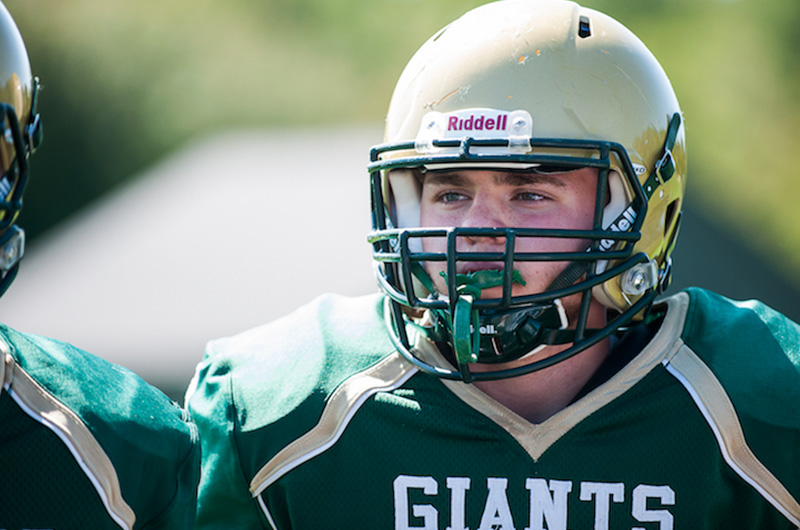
(0, 1, 35, 179)
(0, 2, 32, 117)
(0, 2, 41, 297)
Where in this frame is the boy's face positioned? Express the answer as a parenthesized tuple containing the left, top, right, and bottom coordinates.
(419, 167, 599, 301)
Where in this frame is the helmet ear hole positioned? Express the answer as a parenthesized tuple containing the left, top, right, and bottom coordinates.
(663, 200, 682, 261)
(664, 199, 680, 237)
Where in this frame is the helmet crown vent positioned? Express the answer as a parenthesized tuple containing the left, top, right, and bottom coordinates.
(578, 16, 591, 38)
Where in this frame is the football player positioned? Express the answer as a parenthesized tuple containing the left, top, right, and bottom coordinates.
(188, 0, 800, 528)
(0, 2, 199, 528)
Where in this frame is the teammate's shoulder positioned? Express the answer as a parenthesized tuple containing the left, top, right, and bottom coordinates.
(0, 323, 199, 528)
(0, 323, 195, 442)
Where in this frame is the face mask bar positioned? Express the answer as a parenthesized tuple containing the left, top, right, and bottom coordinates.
(368, 136, 653, 382)
(0, 78, 42, 298)
(372, 225, 655, 382)
(0, 103, 29, 230)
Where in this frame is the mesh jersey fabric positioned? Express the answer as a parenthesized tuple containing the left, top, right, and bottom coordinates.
(0, 324, 200, 530)
(187, 288, 800, 529)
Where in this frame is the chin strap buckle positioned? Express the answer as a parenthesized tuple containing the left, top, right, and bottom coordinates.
(642, 112, 682, 198)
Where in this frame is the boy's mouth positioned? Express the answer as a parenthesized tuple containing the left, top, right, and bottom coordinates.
(455, 262, 505, 275)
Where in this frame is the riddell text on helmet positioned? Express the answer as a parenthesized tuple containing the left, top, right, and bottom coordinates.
(448, 114, 508, 132)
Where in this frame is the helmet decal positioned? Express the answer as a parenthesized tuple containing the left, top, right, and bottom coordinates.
(416, 109, 533, 158)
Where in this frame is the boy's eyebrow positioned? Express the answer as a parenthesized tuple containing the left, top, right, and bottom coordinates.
(421, 172, 470, 187)
(496, 172, 568, 188)
(422, 170, 568, 188)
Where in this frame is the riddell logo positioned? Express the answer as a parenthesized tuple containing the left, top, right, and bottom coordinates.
(447, 114, 508, 132)
(598, 205, 637, 251)
(479, 324, 497, 335)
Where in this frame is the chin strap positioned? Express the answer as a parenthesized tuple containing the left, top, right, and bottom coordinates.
(546, 260, 590, 292)
(446, 260, 599, 374)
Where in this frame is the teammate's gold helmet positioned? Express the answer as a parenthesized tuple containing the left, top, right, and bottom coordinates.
(0, 1, 42, 296)
(368, 0, 686, 381)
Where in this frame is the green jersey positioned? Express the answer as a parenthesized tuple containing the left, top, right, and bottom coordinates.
(187, 288, 800, 529)
(0, 324, 199, 530)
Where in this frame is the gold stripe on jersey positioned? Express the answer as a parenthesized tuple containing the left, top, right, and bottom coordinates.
(249, 353, 418, 497)
(665, 345, 800, 526)
(1, 347, 136, 529)
(430, 291, 690, 462)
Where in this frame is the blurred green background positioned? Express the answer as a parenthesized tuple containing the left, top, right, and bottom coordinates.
(5, 0, 800, 283)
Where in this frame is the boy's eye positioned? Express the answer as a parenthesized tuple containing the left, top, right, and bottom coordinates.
(517, 191, 545, 201)
(439, 191, 467, 203)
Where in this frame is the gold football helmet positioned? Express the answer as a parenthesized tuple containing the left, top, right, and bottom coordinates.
(369, 0, 686, 381)
(0, 1, 42, 296)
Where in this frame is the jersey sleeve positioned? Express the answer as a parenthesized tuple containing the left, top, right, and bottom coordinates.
(139, 413, 201, 530)
(1, 325, 202, 529)
(186, 345, 265, 529)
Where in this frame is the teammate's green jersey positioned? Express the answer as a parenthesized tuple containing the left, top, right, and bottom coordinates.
(0, 324, 199, 530)
(187, 288, 800, 529)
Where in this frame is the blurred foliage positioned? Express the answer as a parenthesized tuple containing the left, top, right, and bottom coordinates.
(4, 0, 800, 283)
